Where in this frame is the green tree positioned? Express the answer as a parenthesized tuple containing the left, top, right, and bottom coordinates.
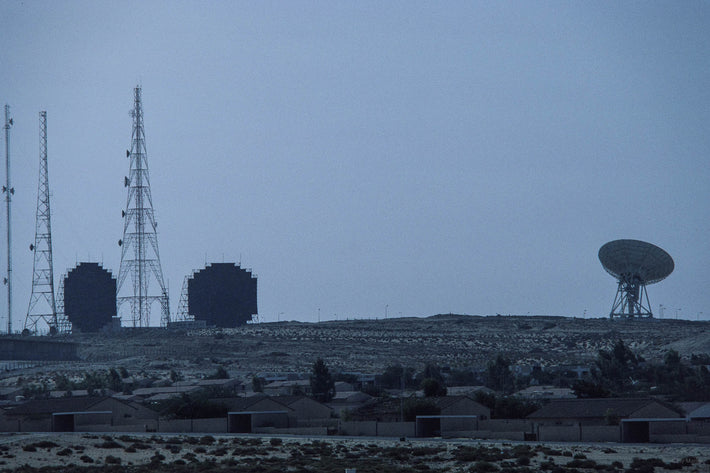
(492, 397, 540, 419)
(310, 358, 335, 402)
(379, 364, 416, 389)
(402, 399, 440, 422)
(593, 340, 641, 394)
(485, 355, 515, 393)
(572, 380, 611, 398)
(417, 363, 445, 385)
(107, 368, 123, 392)
(170, 369, 183, 383)
(54, 374, 74, 392)
(473, 390, 497, 411)
(206, 366, 229, 380)
(448, 368, 478, 386)
(252, 376, 265, 393)
(421, 378, 447, 397)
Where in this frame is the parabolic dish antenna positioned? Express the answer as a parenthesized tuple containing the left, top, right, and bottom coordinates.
(599, 239, 674, 319)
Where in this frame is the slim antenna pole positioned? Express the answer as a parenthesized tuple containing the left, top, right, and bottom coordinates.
(3, 105, 14, 334)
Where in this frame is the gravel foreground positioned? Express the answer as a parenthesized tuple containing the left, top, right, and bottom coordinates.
(0, 433, 708, 473)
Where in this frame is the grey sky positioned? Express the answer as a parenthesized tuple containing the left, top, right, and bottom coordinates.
(1, 1, 708, 328)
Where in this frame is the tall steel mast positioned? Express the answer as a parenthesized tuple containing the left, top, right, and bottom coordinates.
(25, 111, 58, 334)
(117, 86, 170, 327)
(3, 105, 14, 334)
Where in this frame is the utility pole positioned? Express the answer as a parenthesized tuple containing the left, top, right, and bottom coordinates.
(25, 111, 58, 334)
(117, 86, 170, 327)
(3, 105, 14, 334)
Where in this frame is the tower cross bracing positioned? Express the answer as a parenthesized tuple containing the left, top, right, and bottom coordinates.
(24, 111, 58, 333)
(117, 86, 170, 327)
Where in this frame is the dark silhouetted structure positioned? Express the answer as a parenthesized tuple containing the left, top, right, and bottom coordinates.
(64, 263, 116, 332)
(188, 263, 257, 327)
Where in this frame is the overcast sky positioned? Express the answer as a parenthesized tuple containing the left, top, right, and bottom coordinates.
(1, 1, 708, 329)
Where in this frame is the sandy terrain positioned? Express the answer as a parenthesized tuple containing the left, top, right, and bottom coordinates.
(0, 432, 708, 472)
(71, 315, 710, 374)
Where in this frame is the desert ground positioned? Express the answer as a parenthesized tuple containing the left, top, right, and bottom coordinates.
(0, 432, 709, 473)
(68, 314, 710, 376)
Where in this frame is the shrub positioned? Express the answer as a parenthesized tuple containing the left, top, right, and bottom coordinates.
(105, 455, 122, 464)
(22, 445, 36, 452)
(94, 440, 123, 449)
(471, 461, 500, 473)
(516, 456, 530, 466)
(130, 442, 151, 450)
(166, 445, 182, 454)
(454, 446, 508, 462)
(30, 441, 59, 449)
(151, 452, 166, 461)
(567, 459, 598, 469)
(270, 438, 283, 446)
(199, 435, 216, 445)
(56, 448, 73, 456)
(80, 455, 94, 463)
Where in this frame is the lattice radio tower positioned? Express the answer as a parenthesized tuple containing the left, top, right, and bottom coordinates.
(24, 111, 58, 334)
(117, 86, 170, 327)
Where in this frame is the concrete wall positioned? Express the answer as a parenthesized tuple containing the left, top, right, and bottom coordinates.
(650, 434, 698, 443)
(256, 427, 328, 435)
(295, 418, 338, 429)
(153, 418, 226, 433)
(0, 418, 19, 432)
(441, 417, 478, 433)
(538, 424, 580, 442)
(688, 421, 710, 436)
(74, 412, 113, 427)
(193, 418, 227, 433)
(454, 430, 526, 440)
(339, 421, 377, 436)
(19, 418, 52, 432)
(581, 426, 619, 442)
(649, 421, 686, 436)
(158, 419, 193, 433)
(81, 424, 146, 432)
(479, 419, 533, 433)
(377, 422, 415, 437)
(338, 421, 416, 437)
